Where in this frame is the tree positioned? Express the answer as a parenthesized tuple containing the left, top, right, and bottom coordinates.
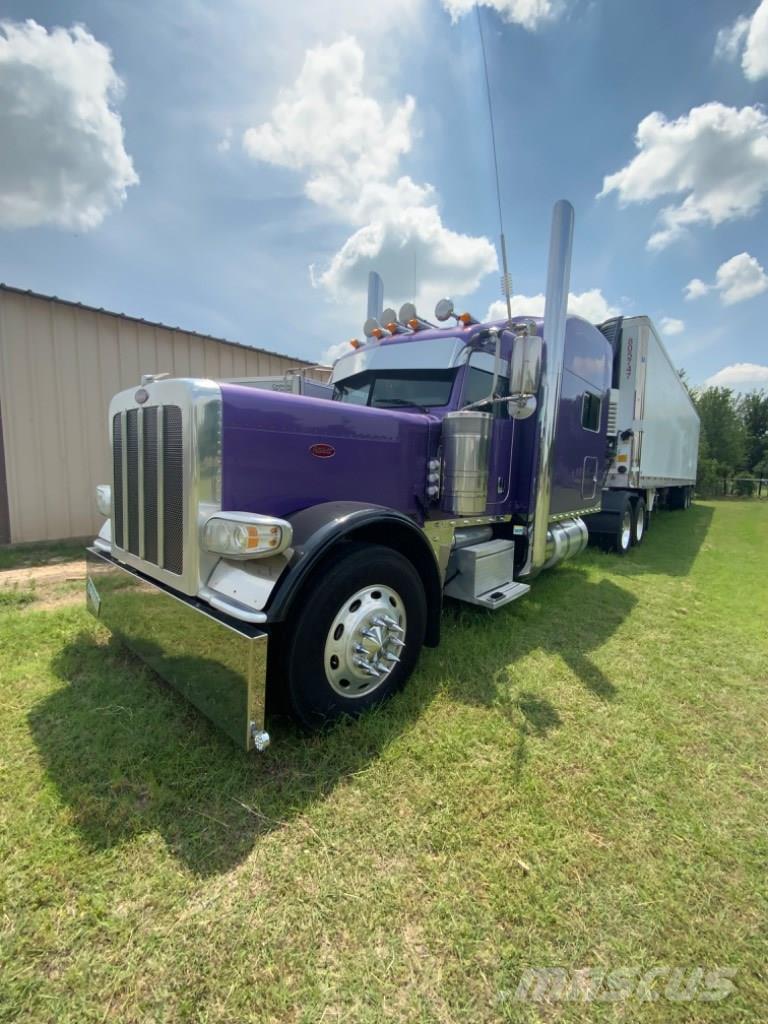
(738, 391, 768, 472)
(693, 388, 746, 472)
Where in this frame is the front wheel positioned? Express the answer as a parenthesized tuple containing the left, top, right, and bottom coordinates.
(283, 543, 426, 729)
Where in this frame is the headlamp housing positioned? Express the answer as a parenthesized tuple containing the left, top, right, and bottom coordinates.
(201, 513, 292, 560)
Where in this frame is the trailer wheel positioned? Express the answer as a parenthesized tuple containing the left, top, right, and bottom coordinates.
(631, 497, 646, 545)
(283, 542, 426, 729)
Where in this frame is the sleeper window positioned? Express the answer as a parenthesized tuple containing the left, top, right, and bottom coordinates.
(581, 392, 601, 432)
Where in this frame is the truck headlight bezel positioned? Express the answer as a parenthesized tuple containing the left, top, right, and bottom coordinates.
(95, 484, 112, 518)
(201, 512, 293, 560)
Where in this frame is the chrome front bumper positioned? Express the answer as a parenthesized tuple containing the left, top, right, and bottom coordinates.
(85, 548, 269, 751)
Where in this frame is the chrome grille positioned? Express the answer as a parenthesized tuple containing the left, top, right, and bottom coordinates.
(112, 404, 184, 575)
(162, 406, 184, 575)
(126, 409, 140, 553)
(142, 407, 159, 564)
(112, 414, 124, 548)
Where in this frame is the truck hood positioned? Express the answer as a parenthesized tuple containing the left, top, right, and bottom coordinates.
(219, 384, 438, 520)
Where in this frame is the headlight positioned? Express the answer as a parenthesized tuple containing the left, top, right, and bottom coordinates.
(95, 484, 112, 517)
(202, 513, 292, 559)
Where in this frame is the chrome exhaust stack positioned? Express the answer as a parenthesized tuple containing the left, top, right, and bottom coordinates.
(521, 200, 575, 578)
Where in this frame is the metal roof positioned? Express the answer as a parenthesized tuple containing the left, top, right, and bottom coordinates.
(0, 282, 313, 366)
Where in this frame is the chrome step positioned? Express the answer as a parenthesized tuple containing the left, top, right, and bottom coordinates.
(465, 580, 530, 609)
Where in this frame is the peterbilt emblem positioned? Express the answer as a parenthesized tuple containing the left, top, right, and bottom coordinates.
(135, 388, 149, 405)
(309, 443, 335, 459)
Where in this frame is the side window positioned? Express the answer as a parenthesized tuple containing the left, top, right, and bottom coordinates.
(581, 391, 601, 432)
(463, 351, 510, 415)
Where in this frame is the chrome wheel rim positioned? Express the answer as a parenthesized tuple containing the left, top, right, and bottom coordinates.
(635, 507, 645, 542)
(324, 585, 407, 698)
(621, 511, 632, 550)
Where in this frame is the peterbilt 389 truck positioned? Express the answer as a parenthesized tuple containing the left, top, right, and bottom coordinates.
(85, 202, 699, 750)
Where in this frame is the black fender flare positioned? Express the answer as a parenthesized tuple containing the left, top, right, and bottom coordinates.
(266, 501, 442, 647)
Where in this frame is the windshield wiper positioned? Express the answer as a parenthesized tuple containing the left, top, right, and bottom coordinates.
(372, 398, 430, 413)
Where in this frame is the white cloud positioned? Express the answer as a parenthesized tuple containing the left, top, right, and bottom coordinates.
(715, 16, 750, 61)
(684, 278, 710, 301)
(0, 19, 137, 230)
(715, 0, 768, 81)
(321, 338, 359, 365)
(704, 362, 768, 391)
(660, 317, 685, 335)
(244, 37, 496, 306)
(685, 252, 768, 306)
(598, 103, 768, 250)
(716, 252, 768, 304)
(486, 288, 618, 324)
(441, 0, 560, 30)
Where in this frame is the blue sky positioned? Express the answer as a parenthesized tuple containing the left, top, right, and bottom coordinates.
(0, 0, 767, 389)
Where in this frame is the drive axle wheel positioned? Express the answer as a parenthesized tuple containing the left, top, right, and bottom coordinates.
(284, 543, 426, 729)
(616, 507, 632, 554)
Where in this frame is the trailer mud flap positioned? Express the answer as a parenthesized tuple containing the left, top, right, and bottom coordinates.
(85, 548, 268, 750)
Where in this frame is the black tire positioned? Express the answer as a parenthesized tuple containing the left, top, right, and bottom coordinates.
(610, 499, 633, 555)
(283, 542, 426, 729)
(631, 497, 646, 545)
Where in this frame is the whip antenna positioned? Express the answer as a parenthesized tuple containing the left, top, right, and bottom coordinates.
(476, 5, 512, 321)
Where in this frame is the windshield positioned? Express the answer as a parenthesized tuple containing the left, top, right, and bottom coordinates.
(332, 369, 457, 409)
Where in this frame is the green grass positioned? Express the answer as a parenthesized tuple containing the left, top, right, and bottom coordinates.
(1, 501, 766, 1022)
(0, 584, 35, 608)
(0, 537, 88, 571)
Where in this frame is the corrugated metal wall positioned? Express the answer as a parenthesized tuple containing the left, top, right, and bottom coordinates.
(0, 288, 316, 543)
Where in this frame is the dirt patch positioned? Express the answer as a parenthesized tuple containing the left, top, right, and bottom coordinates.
(0, 561, 85, 613)
(0, 560, 85, 588)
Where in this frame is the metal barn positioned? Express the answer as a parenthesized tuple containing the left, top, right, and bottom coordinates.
(0, 285, 315, 544)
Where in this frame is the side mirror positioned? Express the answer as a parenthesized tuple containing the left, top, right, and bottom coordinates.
(506, 326, 541, 420)
(510, 332, 542, 397)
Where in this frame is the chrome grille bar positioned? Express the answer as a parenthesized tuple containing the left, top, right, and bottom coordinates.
(143, 406, 159, 565)
(157, 404, 164, 568)
(112, 413, 124, 548)
(121, 410, 128, 556)
(138, 407, 145, 559)
(126, 409, 140, 554)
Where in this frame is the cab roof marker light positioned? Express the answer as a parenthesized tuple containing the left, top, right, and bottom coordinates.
(458, 311, 479, 327)
(363, 317, 391, 341)
(399, 302, 435, 332)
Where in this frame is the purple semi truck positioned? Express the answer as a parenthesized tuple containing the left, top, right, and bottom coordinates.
(85, 202, 698, 750)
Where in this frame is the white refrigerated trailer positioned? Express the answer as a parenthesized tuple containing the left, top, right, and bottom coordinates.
(588, 315, 700, 552)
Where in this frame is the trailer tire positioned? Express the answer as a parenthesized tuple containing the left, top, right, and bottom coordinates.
(631, 497, 646, 545)
(283, 542, 426, 729)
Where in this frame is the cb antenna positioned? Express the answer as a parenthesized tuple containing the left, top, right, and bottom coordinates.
(476, 4, 513, 321)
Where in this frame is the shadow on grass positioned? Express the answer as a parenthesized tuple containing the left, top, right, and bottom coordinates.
(589, 503, 714, 577)
(30, 565, 636, 877)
